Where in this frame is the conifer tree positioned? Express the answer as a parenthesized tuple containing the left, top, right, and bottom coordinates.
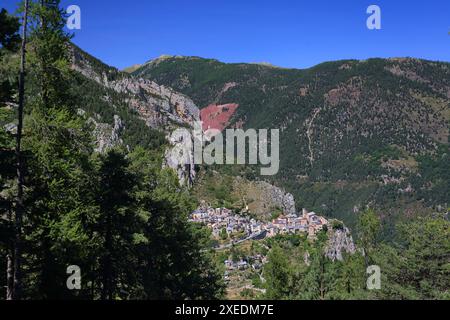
(19, 0, 93, 299)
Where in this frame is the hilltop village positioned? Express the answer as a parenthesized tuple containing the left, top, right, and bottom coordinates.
(189, 206, 329, 242)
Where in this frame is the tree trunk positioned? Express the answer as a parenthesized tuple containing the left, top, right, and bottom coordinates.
(40, 1, 49, 110)
(6, 206, 13, 300)
(6, 253, 14, 300)
(12, 0, 29, 300)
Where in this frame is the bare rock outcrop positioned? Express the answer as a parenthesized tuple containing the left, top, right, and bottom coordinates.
(107, 77, 200, 128)
(229, 178, 297, 219)
(87, 114, 124, 153)
(253, 181, 296, 216)
(71, 46, 200, 131)
(163, 129, 196, 187)
(325, 226, 356, 261)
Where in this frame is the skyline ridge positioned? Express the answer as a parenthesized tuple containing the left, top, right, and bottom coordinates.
(4, 0, 449, 70)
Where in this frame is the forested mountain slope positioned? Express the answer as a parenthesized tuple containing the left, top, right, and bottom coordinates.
(134, 56, 450, 230)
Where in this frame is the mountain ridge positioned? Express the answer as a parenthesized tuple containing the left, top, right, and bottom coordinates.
(136, 54, 450, 74)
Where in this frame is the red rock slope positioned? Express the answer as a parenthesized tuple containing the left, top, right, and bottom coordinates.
(200, 103, 239, 132)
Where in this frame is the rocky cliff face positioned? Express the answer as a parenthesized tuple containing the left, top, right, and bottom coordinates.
(77, 109, 125, 153)
(71, 46, 200, 130)
(227, 177, 297, 219)
(325, 227, 356, 261)
(70, 46, 199, 185)
(163, 129, 196, 187)
(90, 115, 125, 153)
(255, 181, 296, 216)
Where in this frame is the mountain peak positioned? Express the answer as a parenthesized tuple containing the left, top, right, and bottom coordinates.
(144, 54, 213, 66)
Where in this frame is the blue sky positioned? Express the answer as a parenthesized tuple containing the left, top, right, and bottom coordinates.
(4, 0, 450, 70)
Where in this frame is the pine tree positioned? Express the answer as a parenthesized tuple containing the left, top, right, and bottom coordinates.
(263, 245, 292, 299)
(128, 147, 224, 299)
(18, 0, 94, 299)
(0, 8, 20, 52)
(356, 208, 381, 266)
(95, 149, 137, 300)
(373, 215, 450, 299)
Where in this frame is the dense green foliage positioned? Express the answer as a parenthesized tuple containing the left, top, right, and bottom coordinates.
(262, 230, 368, 300)
(0, 8, 20, 52)
(262, 210, 449, 300)
(0, 2, 223, 300)
(0, 8, 20, 107)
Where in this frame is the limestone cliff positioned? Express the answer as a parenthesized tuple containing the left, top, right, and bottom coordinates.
(163, 129, 196, 187)
(71, 46, 200, 130)
(70, 45, 199, 185)
(325, 226, 356, 261)
(244, 180, 296, 217)
(77, 108, 125, 153)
